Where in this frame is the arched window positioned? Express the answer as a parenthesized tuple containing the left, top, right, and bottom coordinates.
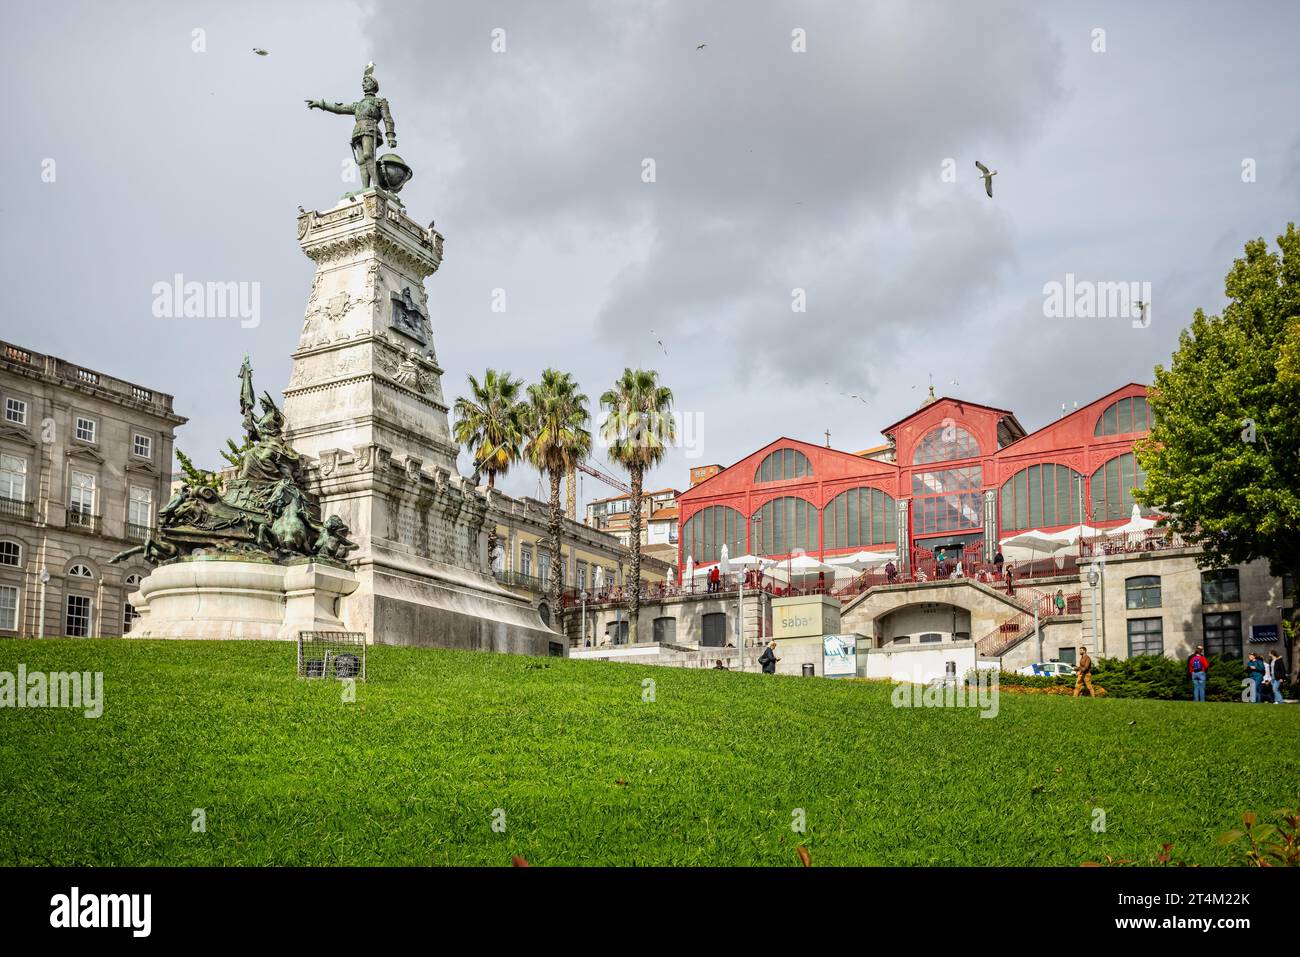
(824, 487, 897, 548)
(1094, 395, 1151, 436)
(1000, 464, 1083, 531)
(1089, 453, 1148, 522)
(123, 574, 142, 634)
(754, 496, 819, 556)
(754, 448, 812, 483)
(0, 540, 21, 567)
(913, 425, 981, 464)
(68, 563, 94, 579)
(682, 505, 745, 564)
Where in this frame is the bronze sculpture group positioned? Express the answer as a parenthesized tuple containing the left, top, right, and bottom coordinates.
(111, 358, 356, 567)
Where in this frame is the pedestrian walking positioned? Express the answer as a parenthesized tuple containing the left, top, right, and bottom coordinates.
(1187, 645, 1210, 702)
(1268, 651, 1288, 703)
(1073, 646, 1097, 697)
(758, 639, 780, 674)
(1246, 653, 1267, 703)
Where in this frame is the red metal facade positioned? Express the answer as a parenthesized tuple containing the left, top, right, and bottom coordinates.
(677, 382, 1152, 573)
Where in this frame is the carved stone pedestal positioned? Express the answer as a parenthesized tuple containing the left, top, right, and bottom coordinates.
(282, 191, 560, 655)
(127, 559, 359, 641)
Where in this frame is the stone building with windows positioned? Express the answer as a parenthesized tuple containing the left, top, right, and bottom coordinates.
(584, 487, 680, 566)
(0, 340, 186, 637)
(488, 488, 672, 629)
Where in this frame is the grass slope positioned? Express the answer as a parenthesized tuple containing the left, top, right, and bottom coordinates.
(1, 639, 1296, 866)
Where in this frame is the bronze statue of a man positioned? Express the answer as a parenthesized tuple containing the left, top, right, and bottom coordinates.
(306, 63, 396, 191)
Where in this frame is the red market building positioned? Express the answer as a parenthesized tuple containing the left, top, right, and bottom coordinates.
(677, 383, 1153, 577)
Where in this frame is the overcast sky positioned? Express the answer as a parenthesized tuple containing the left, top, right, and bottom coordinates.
(3, 0, 1297, 510)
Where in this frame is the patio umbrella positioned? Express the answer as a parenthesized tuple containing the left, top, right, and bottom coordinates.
(826, 550, 895, 571)
(594, 565, 606, 591)
(1107, 504, 1158, 538)
(719, 544, 731, 578)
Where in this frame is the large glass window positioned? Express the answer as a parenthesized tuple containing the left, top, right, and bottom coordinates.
(520, 544, 532, 578)
(1203, 612, 1242, 659)
(4, 398, 26, 425)
(65, 594, 92, 637)
(123, 574, 142, 635)
(911, 466, 983, 535)
(754, 496, 819, 556)
(912, 425, 981, 464)
(1127, 617, 1164, 656)
(1089, 453, 1147, 522)
(0, 453, 27, 501)
(128, 486, 153, 531)
(1094, 395, 1151, 436)
(824, 486, 897, 548)
(999, 464, 1082, 531)
(683, 504, 746, 563)
(69, 470, 97, 515)
(754, 448, 812, 483)
(1126, 575, 1162, 609)
(0, 541, 20, 567)
(1201, 569, 1240, 604)
(0, 584, 16, 630)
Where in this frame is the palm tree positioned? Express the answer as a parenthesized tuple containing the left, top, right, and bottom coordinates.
(453, 369, 528, 573)
(600, 368, 676, 646)
(524, 369, 592, 631)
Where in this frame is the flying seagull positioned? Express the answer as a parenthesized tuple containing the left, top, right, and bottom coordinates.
(696, 43, 707, 50)
(975, 161, 997, 198)
(650, 329, 668, 356)
(841, 393, 868, 405)
(252, 48, 269, 56)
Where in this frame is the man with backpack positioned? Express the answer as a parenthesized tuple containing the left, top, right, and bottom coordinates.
(1188, 645, 1210, 702)
(758, 640, 780, 674)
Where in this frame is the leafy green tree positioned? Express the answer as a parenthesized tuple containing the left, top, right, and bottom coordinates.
(1137, 223, 1300, 645)
(524, 370, 592, 631)
(600, 368, 676, 646)
(175, 449, 221, 492)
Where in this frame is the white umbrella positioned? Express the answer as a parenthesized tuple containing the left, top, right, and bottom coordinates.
(727, 553, 771, 570)
(1108, 504, 1158, 537)
(682, 555, 693, 586)
(594, 565, 606, 591)
(826, 550, 895, 571)
(719, 544, 731, 577)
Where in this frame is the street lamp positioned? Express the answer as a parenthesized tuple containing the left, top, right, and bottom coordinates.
(580, 589, 588, 648)
(1087, 563, 1101, 657)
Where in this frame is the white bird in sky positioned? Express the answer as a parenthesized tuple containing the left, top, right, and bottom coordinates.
(650, 329, 668, 356)
(975, 161, 997, 198)
(841, 393, 868, 405)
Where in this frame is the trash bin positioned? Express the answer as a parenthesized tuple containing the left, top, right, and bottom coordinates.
(802, 663, 815, 677)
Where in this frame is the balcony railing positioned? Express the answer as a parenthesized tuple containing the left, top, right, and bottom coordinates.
(0, 497, 33, 522)
(127, 522, 154, 542)
(66, 508, 100, 534)
(493, 568, 551, 593)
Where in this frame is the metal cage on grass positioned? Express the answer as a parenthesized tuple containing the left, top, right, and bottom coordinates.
(297, 631, 367, 680)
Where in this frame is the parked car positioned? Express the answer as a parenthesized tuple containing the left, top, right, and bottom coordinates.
(1016, 661, 1076, 678)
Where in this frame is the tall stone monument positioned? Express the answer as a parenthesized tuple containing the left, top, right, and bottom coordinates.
(284, 64, 559, 654)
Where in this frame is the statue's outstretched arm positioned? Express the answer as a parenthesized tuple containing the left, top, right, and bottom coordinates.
(381, 98, 396, 146)
(306, 99, 356, 115)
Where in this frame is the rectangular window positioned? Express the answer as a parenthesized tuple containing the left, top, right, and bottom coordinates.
(1125, 575, 1162, 609)
(1203, 612, 1242, 659)
(69, 470, 96, 515)
(133, 433, 152, 458)
(0, 584, 17, 630)
(75, 417, 97, 443)
(1057, 647, 1076, 665)
(1200, 569, 1240, 604)
(0, 453, 27, 501)
(65, 594, 92, 637)
(520, 545, 532, 578)
(4, 398, 26, 425)
(128, 485, 153, 529)
(1127, 617, 1163, 656)
(577, 560, 588, 592)
(539, 552, 551, 584)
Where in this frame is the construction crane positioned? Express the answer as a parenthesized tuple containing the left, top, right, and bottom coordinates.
(565, 459, 632, 520)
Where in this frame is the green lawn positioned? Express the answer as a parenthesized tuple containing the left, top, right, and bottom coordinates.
(0, 639, 1295, 866)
